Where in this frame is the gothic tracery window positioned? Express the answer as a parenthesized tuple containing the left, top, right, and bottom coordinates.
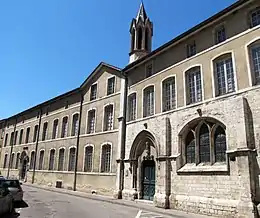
(184, 119, 226, 165)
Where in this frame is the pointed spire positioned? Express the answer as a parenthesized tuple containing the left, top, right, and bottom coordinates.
(136, 2, 147, 22)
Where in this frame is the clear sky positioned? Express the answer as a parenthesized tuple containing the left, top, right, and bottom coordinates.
(0, 0, 236, 119)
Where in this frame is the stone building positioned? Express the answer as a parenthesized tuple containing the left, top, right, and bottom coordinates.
(1, 0, 260, 217)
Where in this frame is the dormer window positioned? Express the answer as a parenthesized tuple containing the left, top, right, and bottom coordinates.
(215, 25, 226, 44)
(90, 84, 97, 101)
(146, 63, 153, 78)
(187, 41, 196, 58)
(107, 77, 115, 95)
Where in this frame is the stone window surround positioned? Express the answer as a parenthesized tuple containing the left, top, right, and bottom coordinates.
(42, 122, 48, 141)
(83, 144, 94, 172)
(52, 119, 59, 139)
(161, 75, 177, 112)
(90, 83, 98, 101)
(107, 76, 116, 96)
(61, 116, 68, 138)
(38, 149, 45, 170)
(68, 146, 76, 172)
(58, 147, 65, 171)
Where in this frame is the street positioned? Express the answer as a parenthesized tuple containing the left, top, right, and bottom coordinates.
(7, 186, 176, 218)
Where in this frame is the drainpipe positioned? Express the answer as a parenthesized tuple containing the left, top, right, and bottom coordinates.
(73, 92, 83, 191)
(7, 116, 17, 179)
(32, 107, 42, 184)
(118, 74, 128, 198)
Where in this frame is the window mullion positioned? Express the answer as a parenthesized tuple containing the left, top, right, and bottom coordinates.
(224, 61, 228, 93)
(194, 73, 197, 102)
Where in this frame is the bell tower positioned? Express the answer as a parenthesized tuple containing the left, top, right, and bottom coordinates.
(129, 2, 153, 63)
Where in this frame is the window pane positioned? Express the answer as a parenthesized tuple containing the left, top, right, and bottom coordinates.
(38, 151, 44, 170)
(215, 126, 226, 162)
(19, 129, 23, 144)
(251, 8, 260, 27)
(61, 117, 68, 138)
(90, 84, 97, 100)
(30, 152, 35, 170)
(215, 25, 226, 44)
(49, 150, 55, 170)
(88, 110, 96, 134)
(104, 106, 113, 131)
(72, 114, 79, 136)
(199, 124, 210, 163)
(15, 153, 20, 169)
(107, 77, 115, 95)
(68, 148, 76, 171)
(186, 131, 195, 163)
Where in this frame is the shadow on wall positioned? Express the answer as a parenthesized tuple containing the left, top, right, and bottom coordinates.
(243, 98, 260, 217)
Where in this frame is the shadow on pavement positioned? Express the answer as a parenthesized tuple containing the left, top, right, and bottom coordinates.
(14, 200, 29, 208)
(1, 200, 29, 218)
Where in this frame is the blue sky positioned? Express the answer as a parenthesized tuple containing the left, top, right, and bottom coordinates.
(0, 0, 236, 119)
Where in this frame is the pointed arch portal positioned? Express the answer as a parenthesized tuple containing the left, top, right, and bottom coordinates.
(129, 130, 159, 201)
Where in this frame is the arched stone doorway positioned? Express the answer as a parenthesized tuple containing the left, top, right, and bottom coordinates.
(19, 151, 29, 181)
(129, 130, 159, 201)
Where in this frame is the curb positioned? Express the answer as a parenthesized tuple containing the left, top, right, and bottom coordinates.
(22, 183, 212, 218)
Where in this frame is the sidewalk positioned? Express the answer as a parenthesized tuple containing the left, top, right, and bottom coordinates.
(22, 182, 215, 218)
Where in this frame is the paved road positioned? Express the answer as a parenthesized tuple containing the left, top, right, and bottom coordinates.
(9, 186, 175, 218)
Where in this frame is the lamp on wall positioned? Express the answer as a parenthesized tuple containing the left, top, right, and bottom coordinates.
(197, 108, 202, 117)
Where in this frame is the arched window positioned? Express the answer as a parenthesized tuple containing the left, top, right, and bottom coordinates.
(71, 114, 79, 136)
(185, 66, 202, 105)
(3, 154, 8, 168)
(10, 132, 14, 146)
(10, 153, 15, 169)
(68, 147, 76, 171)
(38, 150, 44, 170)
(101, 144, 111, 173)
(15, 153, 20, 169)
(4, 133, 8, 147)
(128, 93, 137, 121)
(162, 77, 176, 112)
(143, 86, 154, 117)
(214, 126, 226, 162)
(42, 122, 48, 141)
(49, 149, 55, 170)
(14, 131, 18, 145)
(30, 151, 35, 170)
(84, 146, 93, 172)
(52, 119, 59, 139)
(137, 27, 142, 49)
(25, 127, 30, 144)
(248, 39, 260, 85)
(33, 125, 38, 142)
(58, 148, 65, 171)
(186, 131, 195, 163)
(103, 105, 113, 131)
(19, 129, 23, 145)
(183, 118, 227, 165)
(61, 117, 68, 138)
(87, 110, 96, 134)
(213, 53, 235, 96)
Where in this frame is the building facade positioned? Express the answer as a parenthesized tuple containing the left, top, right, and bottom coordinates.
(1, 0, 260, 217)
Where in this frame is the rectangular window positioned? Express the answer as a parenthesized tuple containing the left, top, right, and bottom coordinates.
(52, 119, 59, 139)
(61, 117, 68, 138)
(251, 8, 260, 27)
(3, 154, 8, 168)
(90, 84, 97, 101)
(146, 64, 153, 78)
(87, 110, 96, 134)
(4, 134, 8, 147)
(30, 151, 35, 170)
(49, 149, 55, 171)
(215, 25, 226, 44)
(143, 86, 154, 117)
(187, 42, 196, 57)
(71, 114, 79, 136)
(104, 105, 113, 131)
(15, 153, 20, 169)
(128, 94, 137, 121)
(101, 144, 111, 172)
(10, 132, 14, 146)
(162, 77, 176, 112)
(107, 77, 115, 95)
(14, 131, 18, 145)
